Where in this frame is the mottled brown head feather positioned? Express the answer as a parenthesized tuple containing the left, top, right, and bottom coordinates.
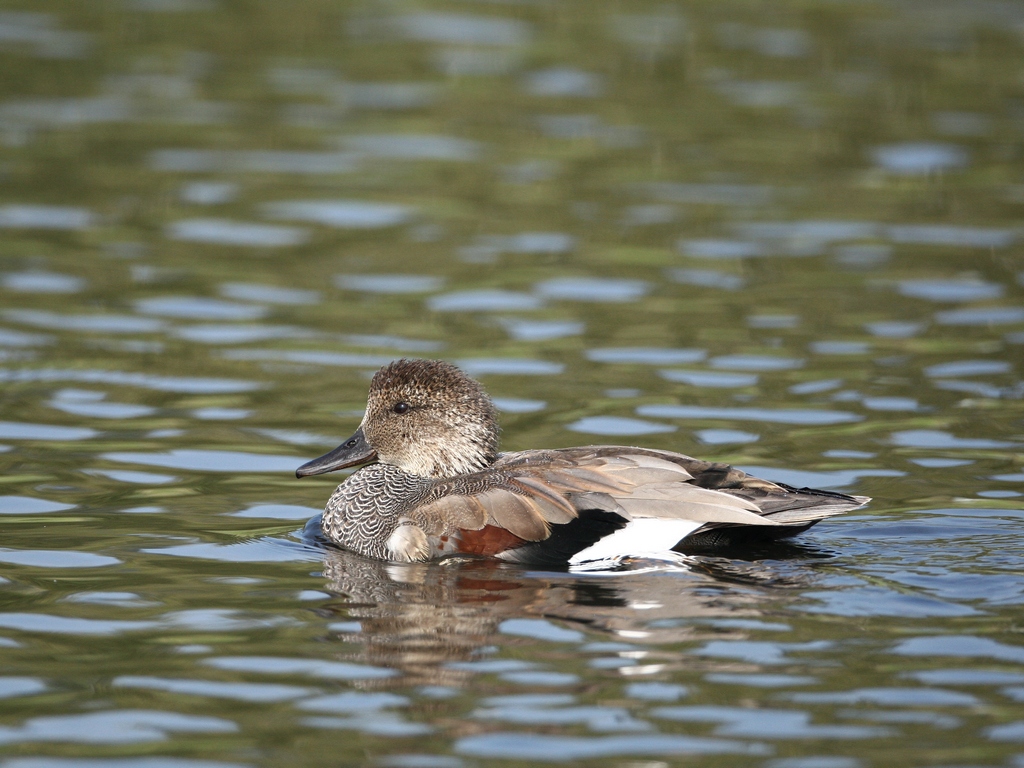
(361, 359, 500, 478)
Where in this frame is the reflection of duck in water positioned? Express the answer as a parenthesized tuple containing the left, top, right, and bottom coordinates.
(317, 545, 815, 686)
(297, 359, 868, 566)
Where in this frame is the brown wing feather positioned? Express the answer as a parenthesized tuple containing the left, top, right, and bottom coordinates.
(566, 491, 626, 516)
(476, 489, 551, 541)
(414, 494, 487, 535)
(511, 445, 867, 528)
(409, 469, 582, 544)
(588, 453, 695, 483)
(534, 468, 627, 494)
(507, 476, 578, 523)
(408, 444, 867, 555)
(616, 498, 780, 526)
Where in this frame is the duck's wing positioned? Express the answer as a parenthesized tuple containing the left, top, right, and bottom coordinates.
(508, 448, 783, 524)
(498, 447, 869, 551)
(412, 448, 766, 536)
(408, 446, 868, 561)
(408, 465, 580, 555)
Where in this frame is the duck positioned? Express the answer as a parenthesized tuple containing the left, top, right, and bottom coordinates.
(296, 359, 870, 566)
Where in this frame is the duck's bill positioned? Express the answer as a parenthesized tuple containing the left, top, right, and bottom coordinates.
(295, 428, 377, 478)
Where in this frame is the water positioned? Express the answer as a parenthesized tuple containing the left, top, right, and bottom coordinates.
(0, 1, 1022, 766)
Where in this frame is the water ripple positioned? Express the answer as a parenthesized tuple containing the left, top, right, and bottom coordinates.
(871, 143, 968, 175)
(667, 268, 746, 290)
(102, 450, 301, 472)
(150, 148, 357, 174)
(653, 706, 889, 739)
(534, 277, 649, 303)
(172, 324, 314, 344)
(203, 656, 395, 680)
(925, 360, 1011, 377)
(890, 430, 1017, 449)
(696, 429, 759, 444)
(455, 732, 769, 760)
(0, 614, 154, 635)
(740, 465, 902, 489)
(461, 232, 576, 261)
(566, 416, 676, 436)
(336, 274, 445, 294)
(262, 199, 414, 229)
(786, 687, 978, 706)
(219, 283, 320, 305)
(892, 636, 1024, 663)
(136, 296, 268, 321)
(113, 676, 312, 702)
(898, 279, 1003, 302)
(427, 290, 542, 312)
(935, 306, 1024, 326)
(498, 319, 584, 342)
(1, 270, 85, 293)
(141, 540, 318, 563)
(342, 134, 482, 161)
(0, 759, 249, 768)
(0, 677, 46, 699)
(524, 68, 603, 98)
(0, 495, 74, 514)
(659, 370, 757, 388)
(887, 224, 1014, 248)
(341, 334, 443, 353)
(0, 205, 94, 230)
(634, 181, 774, 206)
(0, 368, 259, 393)
(0, 327, 53, 347)
(456, 358, 564, 376)
(0, 550, 120, 568)
(588, 347, 706, 365)
(4, 309, 164, 334)
(492, 397, 546, 413)
(49, 395, 156, 420)
(638, 404, 861, 425)
(678, 239, 767, 258)
(220, 349, 394, 368)
(297, 692, 409, 713)
(230, 504, 319, 520)
(710, 354, 804, 371)
(0, 420, 98, 441)
(472, 702, 649, 732)
(166, 219, 309, 247)
(0, 710, 236, 745)
(374, 13, 532, 47)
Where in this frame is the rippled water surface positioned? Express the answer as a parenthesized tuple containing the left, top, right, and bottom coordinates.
(1, 2, 1023, 766)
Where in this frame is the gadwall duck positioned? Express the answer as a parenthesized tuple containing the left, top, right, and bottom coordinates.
(297, 359, 869, 566)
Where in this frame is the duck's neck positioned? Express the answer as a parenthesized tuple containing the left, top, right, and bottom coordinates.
(381, 422, 497, 478)
(395, 443, 494, 479)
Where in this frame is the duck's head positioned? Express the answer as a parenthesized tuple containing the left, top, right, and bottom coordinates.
(296, 359, 500, 479)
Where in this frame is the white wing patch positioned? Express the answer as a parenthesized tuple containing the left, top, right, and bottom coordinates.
(568, 517, 704, 565)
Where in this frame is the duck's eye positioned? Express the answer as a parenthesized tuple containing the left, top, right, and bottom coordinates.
(392, 402, 410, 415)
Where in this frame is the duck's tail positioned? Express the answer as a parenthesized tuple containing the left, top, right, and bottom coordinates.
(680, 486, 869, 549)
